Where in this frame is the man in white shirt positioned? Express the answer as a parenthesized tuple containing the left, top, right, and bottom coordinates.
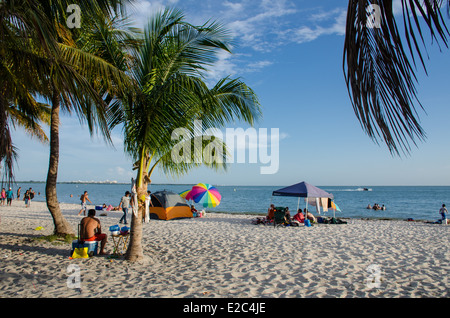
(118, 191, 131, 224)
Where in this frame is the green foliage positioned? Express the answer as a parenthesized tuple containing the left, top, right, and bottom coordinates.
(113, 8, 262, 185)
(343, 0, 450, 156)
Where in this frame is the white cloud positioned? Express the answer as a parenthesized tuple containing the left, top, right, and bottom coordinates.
(127, 1, 347, 80)
(291, 8, 347, 44)
(223, 2, 347, 52)
(223, 1, 244, 12)
(245, 60, 273, 73)
(225, 0, 297, 52)
(204, 50, 238, 83)
(127, 0, 176, 28)
(109, 166, 134, 179)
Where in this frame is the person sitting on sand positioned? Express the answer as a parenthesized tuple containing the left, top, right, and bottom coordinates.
(284, 207, 292, 225)
(293, 209, 305, 224)
(191, 204, 198, 217)
(80, 209, 107, 255)
(305, 209, 316, 223)
(267, 204, 275, 221)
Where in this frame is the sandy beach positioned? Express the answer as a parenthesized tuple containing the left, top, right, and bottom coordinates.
(0, 200, 448, 299)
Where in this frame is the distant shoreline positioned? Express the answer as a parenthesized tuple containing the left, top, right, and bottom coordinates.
(10, 181, 450, 187)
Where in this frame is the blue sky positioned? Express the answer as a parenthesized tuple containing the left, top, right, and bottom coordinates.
(11, 0, 450, 186)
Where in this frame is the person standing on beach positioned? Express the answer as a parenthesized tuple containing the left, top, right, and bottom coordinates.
(439, 204, 448, 224)
(16, 187, 21, 200)
(78, 191, 92, 216)
(6, 187, 13, 206)
(1, 188, 6, 206)
(117, 191, 131, 224)
(23, 188, 34, 207)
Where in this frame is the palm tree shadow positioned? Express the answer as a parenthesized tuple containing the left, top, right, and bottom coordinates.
(0, 232, 72, 258)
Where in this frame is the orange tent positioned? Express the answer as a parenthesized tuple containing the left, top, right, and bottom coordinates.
(149, 190, 192, 220)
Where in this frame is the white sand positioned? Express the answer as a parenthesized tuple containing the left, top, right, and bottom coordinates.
(0, 200, 448, 298)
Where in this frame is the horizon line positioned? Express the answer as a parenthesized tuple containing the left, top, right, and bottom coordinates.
(8, 181, 450, 187)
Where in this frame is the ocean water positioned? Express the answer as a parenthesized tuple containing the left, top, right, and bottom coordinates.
(9, 182, 450, 222)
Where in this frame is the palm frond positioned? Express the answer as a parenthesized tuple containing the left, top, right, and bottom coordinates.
(117, 8, 261, 184)
(343, 0, 450, 155)
(157, 135, 229, 179)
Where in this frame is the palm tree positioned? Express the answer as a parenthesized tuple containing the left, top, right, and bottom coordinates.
(1, 0, 133, 235)
(114, 8, 262, 262)
(343, 0, 449, 156)
(40, 1, 134, 236)
(0, 0, 55, 184)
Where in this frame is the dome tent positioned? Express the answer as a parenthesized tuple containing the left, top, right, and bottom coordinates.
(149, 190, 192, 220)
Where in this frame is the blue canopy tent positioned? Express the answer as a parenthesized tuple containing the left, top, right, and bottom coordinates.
(272, 181, 334, 213)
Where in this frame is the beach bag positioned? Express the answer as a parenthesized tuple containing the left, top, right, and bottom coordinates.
(72, 247, 89, 259)
(305, 219, 311, 227)
(120, 226, 130, 235)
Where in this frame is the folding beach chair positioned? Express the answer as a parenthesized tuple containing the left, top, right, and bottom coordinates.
(273, 207, 287, 227)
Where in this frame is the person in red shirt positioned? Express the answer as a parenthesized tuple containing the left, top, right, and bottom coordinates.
(293, 209, 305, 224)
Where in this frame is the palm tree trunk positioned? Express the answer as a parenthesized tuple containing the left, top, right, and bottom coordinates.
(46, 91, 74, 236)
(125, 154, 149, 262)
(125, 180, 147, 262)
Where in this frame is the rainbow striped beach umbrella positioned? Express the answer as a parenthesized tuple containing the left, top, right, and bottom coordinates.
(189, 183, 221, 208)
(179, 189, 192, 201)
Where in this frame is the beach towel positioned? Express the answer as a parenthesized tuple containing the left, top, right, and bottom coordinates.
(144, 196, 150, 223)
(315, 198, 320, 214)
(320, 198, 328, 212)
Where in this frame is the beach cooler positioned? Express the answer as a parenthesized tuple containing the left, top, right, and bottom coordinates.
(71, 240, 99, 257)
